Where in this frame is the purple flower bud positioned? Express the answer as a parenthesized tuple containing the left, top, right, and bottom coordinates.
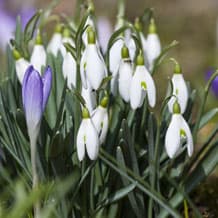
(22, 65, 52, 137)
(206, 68, 218, 98)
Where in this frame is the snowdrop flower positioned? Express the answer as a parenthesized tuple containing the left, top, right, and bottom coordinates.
(22, 65, 52, 141)
(80, 28, 107, 90)
(30, 32, 46, 73)
(146, 19, 161, 71)
(13, 49, 30, 84)
(47, 24, 63, 56)
(118, 45, 133, 102)
(92, 96, 109, 144)
(76, 107, 99, 161)
(109, 38, 124, 95)
(60, 28, 75, 57)
(130, 53, 156, 109)
(82, 15, 95, 46)
(81, 83, 97, 113)
(167, 60, 188, 114)
(165, 101, 193, 159)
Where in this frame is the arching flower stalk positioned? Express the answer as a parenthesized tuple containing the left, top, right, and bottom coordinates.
(76, 107, 99, 161)
(92, 95, 109, 144)
(130, 53, 156, 109)
(118, 45, 133, 102)
(167, 59, 188, 114)
(30, 31, 46, 73)
(165, 101, 193, 158)
(22, 65, 52, 218)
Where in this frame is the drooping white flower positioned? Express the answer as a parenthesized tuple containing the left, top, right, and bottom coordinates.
(76, 108, 99, 161)
(146, 19, 161, 71)
(130, 54, 156, 109)
(30, 32, 46, 74)
(109, 38, 124, 95)
(118, 45, 133, 102)
(82, 15, 95, 46)
(81, 82, 97, 113)
(167, 60, 188, 114)
(13, 49, 30, 84)
(165, 101, 193, 158)
(47, 24, 62, 57)
(80, 28, 106, 90)
(92, 96, 109, 144)
(62, 52, 77, 89)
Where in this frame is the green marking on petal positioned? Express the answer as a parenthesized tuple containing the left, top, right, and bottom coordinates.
(180, 129, 186, 138)
(84, 62, 87, 70)
(173, 100, 181, 114)
(175, 88, 179, 95)
(100, 121, 104, 129)
(83, 135, 86, 143)
(141, 81, 147, 90)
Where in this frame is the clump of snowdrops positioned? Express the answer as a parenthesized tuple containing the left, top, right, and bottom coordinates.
(0, 0, 217, 217)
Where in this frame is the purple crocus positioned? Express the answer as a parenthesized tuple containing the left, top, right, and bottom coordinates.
(22, 65, 52, 139)
(206, 68, 218, 98)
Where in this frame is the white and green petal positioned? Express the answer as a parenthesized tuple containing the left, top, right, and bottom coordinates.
(80, 49, 88, 89)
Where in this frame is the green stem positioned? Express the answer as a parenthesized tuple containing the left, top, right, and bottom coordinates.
(30, 135, 40, 218)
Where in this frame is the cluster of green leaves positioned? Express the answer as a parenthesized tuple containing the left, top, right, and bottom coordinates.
(0, 1, 218, 217)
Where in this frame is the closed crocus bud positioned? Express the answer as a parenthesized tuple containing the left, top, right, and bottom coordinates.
(146, 19, 161, 71)
(30, 32, 46, 73)
(130, 53, 156, 109)
(81, 82, 97, 113)
(62, 51, 77, 89)
(109, 38, 124, 96)
(92, 96, 109, 144)
(13, 49, 30, 84)
(47, 24, 63, 56)
(22, 65, 52, 140)
(168, 59, 188, 114)
(76, 107, 99, 161)
(165, 101, 193, 158)
(118, 45, 133, 102)
(82, 28, 107, 90)
(60, 28, 75, 57)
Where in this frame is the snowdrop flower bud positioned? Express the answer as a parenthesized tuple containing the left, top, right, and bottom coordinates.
(130, 53, 156, 109)
(146, 19, 161, 71)
(22, 65, 52, 141)
(47, 24, 63, 56)
(81, 82, 97, 113)
(92, 96, 109, 144)
(76, 107, 99, 161)
(109, 38, 124, 95)
(167, 59, 188, 114)
(165, 101, 193, 158)
(118, 45, 133, 102)
(13, 49, 30, 84)
(30, 32, 46, 73)
(80, 28, 106, 90)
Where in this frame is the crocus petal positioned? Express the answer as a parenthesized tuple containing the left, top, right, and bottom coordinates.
(76, 120, 86, 161)
(144, 68, 156, 107)
(146, 33, 161, 71)
(85, 119, 99, 160)
(181, 117, 193, 157)
(168, 74, 188, 114)
(130, 66, 146, 109)
(15, 58, 30, 84)
(22, 67, 43, 131)
(42, 66, 52, 111)
(92, 106, 109, 144)
(30, 44, 46, 73)
(47, 33, 62, 56)
(62, 52, 77, 89)
(165, 114, 182, 158)
(86, 45, 106, 90)
(118, 60, 132, 102)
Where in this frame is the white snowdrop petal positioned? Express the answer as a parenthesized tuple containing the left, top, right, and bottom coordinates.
(86, 119, 99, 160)
(165, 114, 182, 158)
(128, 38, 136, 61)
(118, 61, 132, 102)
(100, 112, 109, 143)
(60, 37, 75, 57)
(15, 58, 30, 84)
(181, 117, 193, 157)
(80, 49, 88, 89)
(62, 52, 77, 89)
(30, 45, 46, 74)
(76, 120, 86, 161)
(144, 68, 156, 107)
(47, 33, 62, 56)
(110, 74, 119, 96)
